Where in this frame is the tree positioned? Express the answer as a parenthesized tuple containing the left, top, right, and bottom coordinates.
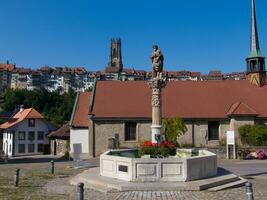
(2, 88, 76, 126)
(162, 117, 187, 145)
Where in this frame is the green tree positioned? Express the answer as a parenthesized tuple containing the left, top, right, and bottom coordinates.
(2, 88, 76, 126)
(162, 117, 187, 144)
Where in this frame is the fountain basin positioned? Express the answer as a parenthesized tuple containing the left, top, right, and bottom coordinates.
(100, 149, 217, 182)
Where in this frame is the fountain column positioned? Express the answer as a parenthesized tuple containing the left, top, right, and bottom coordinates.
(148, 45, 167, 143)
(148, 78, 167, 143)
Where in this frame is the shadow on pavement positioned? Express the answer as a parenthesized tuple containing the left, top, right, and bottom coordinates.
(217, 167, 233, 176)
(0, 156, 71, 164)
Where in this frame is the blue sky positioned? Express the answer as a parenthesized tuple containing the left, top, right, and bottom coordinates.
(0, 0, 266, 73)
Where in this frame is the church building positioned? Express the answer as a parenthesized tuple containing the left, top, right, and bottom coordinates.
(70, 0, 267, 158)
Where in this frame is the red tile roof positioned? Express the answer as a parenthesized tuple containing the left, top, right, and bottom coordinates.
(0, 64, 15, 72)
(48, 124, 70, 138)
(0, 108, 44, 129)
(91, 80, 267, 119)
(226, 101, 258, 116)
(70, 92, 91, 127)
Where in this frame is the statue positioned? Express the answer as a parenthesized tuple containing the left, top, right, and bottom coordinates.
(151, 45, 164, 79)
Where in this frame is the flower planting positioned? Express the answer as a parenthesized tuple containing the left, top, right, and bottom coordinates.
(139, 140, 177, 158)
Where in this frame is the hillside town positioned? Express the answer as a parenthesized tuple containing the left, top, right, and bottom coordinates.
(0, 40, 246, 94)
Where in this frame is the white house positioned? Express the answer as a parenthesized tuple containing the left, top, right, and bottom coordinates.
(0, 107, 56, 157)
(69, 92, 91, 159)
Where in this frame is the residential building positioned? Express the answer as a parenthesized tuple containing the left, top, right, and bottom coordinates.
(11, 68, 31, 89)
(27, 70, 41, 90)
(0, 107, 56, 157)
(0, 63, 15, 92)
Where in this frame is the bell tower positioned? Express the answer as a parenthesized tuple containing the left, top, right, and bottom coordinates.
(246, 0, 266, 87)
(105, 38, 123, 73)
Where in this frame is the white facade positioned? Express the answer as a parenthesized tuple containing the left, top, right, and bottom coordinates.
(2, 119, 51, 157)
(70, 128, 89, 158)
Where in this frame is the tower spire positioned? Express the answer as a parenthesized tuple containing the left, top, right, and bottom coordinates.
(246, 0, 266, 87)
(249, 0, 262, 58)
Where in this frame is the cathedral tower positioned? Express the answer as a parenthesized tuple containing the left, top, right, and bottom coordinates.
(105, 38, 123, 73)
(246, 0, 266, 87)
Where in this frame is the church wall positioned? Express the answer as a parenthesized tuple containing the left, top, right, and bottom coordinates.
(93, 120, 151, 156)
(92, 117, 264, 156)
(219, 120, 231, 142)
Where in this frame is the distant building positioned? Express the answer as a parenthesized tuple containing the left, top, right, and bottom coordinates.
(223, 72, 246, 80)
(11, 68, 31, 89)
(104, 38, 123, 80)
(0, 107, 56, 157)
(0, 63, 15, 92)
(202, 70, 223, 80)
(48, 124, 70, 156)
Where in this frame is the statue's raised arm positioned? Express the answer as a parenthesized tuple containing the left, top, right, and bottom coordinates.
(151, 45, 164, 79)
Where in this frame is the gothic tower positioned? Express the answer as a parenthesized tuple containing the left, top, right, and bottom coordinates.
(105, 38, 123, 73)
(246, 0, 266, 87)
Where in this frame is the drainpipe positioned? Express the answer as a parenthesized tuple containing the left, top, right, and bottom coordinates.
(191, 121, 195, 146)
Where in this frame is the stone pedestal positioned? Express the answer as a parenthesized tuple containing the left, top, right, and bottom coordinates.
(148, 78, 167, 143)
(151, 125, 162, 143)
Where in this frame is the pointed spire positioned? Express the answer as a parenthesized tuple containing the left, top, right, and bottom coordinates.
(249, 0, 263, 58)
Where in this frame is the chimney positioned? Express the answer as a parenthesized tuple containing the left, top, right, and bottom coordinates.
(20, 105, 24, 113)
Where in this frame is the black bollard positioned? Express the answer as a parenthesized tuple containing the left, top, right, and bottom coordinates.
(50, 160, 54, 174)
(14, 168, 20, 187)
(245, 182, 254, 200)
(77, 182, 84, 200)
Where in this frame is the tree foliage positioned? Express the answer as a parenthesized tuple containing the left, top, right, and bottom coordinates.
(162, 117, 187, 144)
(239, 124, 267, 146)
(2, 88, 76, 126)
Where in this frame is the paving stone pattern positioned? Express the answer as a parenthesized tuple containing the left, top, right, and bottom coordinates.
(43, 176, 267, 200)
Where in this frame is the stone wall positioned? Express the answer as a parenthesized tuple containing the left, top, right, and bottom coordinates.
(50, 139, 69, 156)
(94, 120, 151, 156)
(92, 117, 263, 156)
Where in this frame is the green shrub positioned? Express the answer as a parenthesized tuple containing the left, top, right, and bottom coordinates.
(162, 117, 187, 144)
(239, 124, 267, 146)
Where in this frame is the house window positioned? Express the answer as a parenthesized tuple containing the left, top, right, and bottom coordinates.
(125, 122, 137, 141)
(9, 144, 11, 152)
(18, 144, 25, 153)
(28, 132, 35, 141)
(18, 131, 25, 140)
(37, 131, 44, 140)
(28, 144, 35, 153)
(38, 144, 44, 152)
(28, 119, 35, 127)
(208, 121, 219, 140)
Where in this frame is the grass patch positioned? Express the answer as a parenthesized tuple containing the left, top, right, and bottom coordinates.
(0, 163, 78, 199)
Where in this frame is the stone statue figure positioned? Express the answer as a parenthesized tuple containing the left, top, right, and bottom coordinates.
(151, 45, 164, 78)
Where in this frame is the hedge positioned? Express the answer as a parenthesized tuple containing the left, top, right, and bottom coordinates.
(239, 124, 267, 146)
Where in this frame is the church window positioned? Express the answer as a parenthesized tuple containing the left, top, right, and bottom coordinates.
(125, 122, 137, 141)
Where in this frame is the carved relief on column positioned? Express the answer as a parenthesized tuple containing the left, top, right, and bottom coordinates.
(148, 78, 167, 107)
(151, 88, 161, 107)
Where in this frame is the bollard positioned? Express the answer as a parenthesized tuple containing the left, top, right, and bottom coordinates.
(245, 182, 254, 200)
(50, 160, 54, 174)
(14, 168, 20, 187)
(77, 182, 84, 200)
